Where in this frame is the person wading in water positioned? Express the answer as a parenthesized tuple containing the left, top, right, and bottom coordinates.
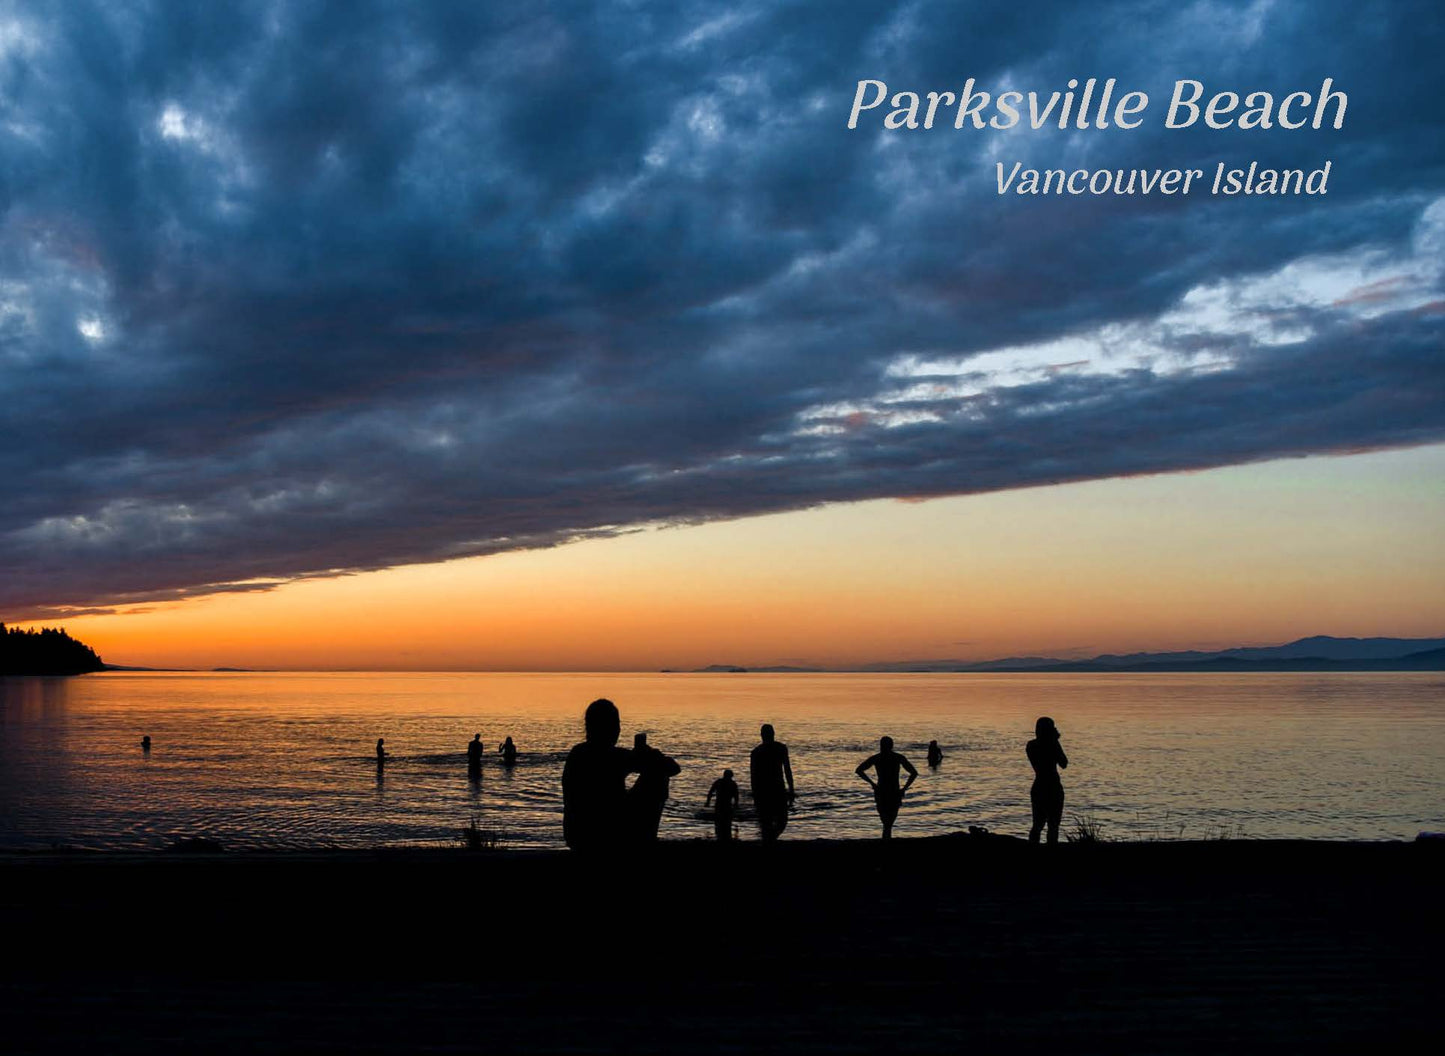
(1026, 717, 1069, 845)
(855, 736, 918, 839)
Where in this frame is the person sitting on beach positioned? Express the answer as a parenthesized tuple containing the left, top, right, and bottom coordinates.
(562, 699, 641, 851)
(926, 740, 943, 768)
(1026, 717, 1068, 845)
(376, 737, 387, 765)
(704, 769, 740, 842)
(499, 736, 518, 765)
(627, 732, 681, 843)
(856, 736, 918, 840)
(749, 724, 795, 841)
(467, 733, 483, 773)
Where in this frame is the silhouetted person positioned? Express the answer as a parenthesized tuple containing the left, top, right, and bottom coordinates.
(750, 724, 795, 841)
(705, 769, 740, 842)
(1027, 717, 1068, 845)
(562, 699, 640, 851)
(499, 736, 517, 765)
(856, 736, 918, 839)
(376, 737, 387, 765)
(927, 740, 943, 768)
(467, 734, 483, 777)
(628, 732, 681, 843)
(141, 735, 151, 753)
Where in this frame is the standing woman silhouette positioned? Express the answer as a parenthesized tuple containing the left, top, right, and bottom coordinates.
(1026, 717, 1068, 844)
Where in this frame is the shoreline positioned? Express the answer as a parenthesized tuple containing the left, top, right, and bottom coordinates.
(1, 832, 1434, 864)
(0, 831, 1432, 857)
(6, 835, 1439, 1052)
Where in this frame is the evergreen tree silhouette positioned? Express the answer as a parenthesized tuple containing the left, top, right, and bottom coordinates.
(0, 623, 106, 675)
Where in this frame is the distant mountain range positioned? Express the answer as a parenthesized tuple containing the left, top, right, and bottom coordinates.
(689, 636, 1445, 673)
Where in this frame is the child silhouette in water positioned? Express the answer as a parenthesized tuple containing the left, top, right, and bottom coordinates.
(705, 769, 740, 841)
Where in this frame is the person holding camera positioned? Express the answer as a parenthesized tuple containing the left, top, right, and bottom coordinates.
(1026, 717, 1069, 844)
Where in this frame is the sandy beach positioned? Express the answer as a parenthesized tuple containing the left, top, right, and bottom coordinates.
(3, 835, 1440, 1053)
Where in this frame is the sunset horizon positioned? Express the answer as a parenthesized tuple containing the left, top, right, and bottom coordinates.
(11, 442, 1443, 671)
(3, 1, 1442, 670)
(3, 3, 1442, 1051)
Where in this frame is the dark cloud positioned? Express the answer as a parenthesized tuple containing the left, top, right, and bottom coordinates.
(2, 0, 1443, 617)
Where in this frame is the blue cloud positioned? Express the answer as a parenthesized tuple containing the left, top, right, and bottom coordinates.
(1, 0, 1442, 616)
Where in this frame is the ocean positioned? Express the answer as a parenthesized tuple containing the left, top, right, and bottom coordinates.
(1, 670, 1441, 850)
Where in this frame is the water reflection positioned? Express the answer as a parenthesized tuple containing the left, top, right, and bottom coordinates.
(0, 671, 1442, 850)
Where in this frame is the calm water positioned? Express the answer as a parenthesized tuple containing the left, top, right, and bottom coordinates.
(1, 671, 1442, 850)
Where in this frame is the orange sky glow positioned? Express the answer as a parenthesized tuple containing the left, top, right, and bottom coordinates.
(21, 445, 1445, 671)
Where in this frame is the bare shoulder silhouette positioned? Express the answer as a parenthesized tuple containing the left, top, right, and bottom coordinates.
(749, 724, 795, 841)
(1027, 716, 1069, 845)
(704, 769, 740, 842)
(627, 732, 681, 843)
(856, 736, 917, 838)
(562, 699, 640, 852)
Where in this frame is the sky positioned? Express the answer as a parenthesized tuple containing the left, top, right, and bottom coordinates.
(2, 1, 1443, 669)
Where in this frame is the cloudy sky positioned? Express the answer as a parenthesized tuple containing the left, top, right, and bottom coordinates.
(2, 1, 1442, 667)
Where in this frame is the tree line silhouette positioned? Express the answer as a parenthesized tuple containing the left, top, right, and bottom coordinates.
(0, 623, 105, 675)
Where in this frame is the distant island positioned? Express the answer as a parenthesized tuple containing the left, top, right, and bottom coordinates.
(688, 664, 824, 673)
(0, 623, 105, 676)
(688, 635, 1445, 674)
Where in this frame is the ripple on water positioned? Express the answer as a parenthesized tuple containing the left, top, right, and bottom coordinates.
(2, 671, 1442, 848)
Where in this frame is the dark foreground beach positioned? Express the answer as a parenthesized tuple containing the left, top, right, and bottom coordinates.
(4, 836, 1441, 1053)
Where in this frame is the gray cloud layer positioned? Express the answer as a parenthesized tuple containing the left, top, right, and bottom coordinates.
(2, 0, 1443, 617)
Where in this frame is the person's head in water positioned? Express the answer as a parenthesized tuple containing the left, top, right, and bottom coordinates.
(880, 735, 894, 752)
(1035, 716, 1058, 740)
(760, 724, 775, 743)
(585, 698, 620, 746)
(634, 732, 648, 749)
